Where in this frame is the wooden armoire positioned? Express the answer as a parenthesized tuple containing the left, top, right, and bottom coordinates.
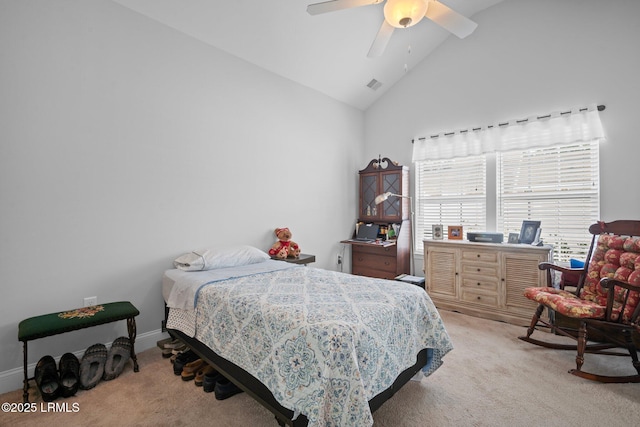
(343, 157, 411, 279)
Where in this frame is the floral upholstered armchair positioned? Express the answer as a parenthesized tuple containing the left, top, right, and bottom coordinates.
(519, 220, 640, 383)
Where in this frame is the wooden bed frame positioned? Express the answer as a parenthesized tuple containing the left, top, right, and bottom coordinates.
(168, 327, 429, 426)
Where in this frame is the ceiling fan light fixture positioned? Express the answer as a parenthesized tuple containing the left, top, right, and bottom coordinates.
(384, 0, 428, 29)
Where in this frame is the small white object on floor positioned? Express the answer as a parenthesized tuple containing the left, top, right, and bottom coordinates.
(410, 371, 424, 382)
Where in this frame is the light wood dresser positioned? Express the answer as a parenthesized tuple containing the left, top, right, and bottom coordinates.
(423, 240, 553, 326)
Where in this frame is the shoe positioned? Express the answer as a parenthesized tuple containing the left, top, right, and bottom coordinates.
(103, 337, 132, 381)
(214, 377, 244, 400)
(79, 343, 107, 390)
(161, 339, 183, 349)
(202, 370, 222, 393)
(173, 349, 198, 375)
(156, 337, 174, 349)
(181, 359, 205, 381)
(194, 364, 217, 387)
(171, 344, 187, 354)
(162, 342, 186, 358)
(58, 353, 80, 398)
(35, 355, 60, 402)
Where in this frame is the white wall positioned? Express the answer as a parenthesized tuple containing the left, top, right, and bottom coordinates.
(0, 0, 363, 388)
(365, 0, 640, 273)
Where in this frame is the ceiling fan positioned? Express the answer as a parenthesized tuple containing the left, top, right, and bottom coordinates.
(307, 0, 478, 57)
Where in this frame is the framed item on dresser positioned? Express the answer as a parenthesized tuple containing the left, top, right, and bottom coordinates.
(432, 224, 443, 240)
(448, 225, 463, 240)
(519, 220, 541, 244)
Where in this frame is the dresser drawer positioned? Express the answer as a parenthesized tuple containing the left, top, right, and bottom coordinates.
(460, 289, 499, 307)
(352, 266, 397, 280)
(352, 244, 397, 257)
(353, 253, 397, 273)
(460, 263, 499, 278)
(461, 277, 499, 292)
(461, 250, 498, 264)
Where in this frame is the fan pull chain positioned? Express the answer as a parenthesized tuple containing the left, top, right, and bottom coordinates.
(404, 44, 411, 73)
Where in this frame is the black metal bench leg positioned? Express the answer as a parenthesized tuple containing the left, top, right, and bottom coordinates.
(22, 341, 29, 403)
(127, 317, 139, 372)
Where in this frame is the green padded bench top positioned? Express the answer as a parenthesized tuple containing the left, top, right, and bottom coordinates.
(18, 301, 139, 342)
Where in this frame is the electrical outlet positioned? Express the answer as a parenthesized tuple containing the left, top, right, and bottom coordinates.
(83, 296, 98, 307)
(337, 255, 342, 265)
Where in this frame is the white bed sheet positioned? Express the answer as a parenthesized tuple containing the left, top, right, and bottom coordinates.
(163, 259, 298, 310)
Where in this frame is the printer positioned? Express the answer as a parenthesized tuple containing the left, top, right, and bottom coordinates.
(467, 232, 504, 243)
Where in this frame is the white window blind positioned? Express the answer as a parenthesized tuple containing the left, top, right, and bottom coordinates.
(497, 142, 600, 263)
(415, 155, 486, 254)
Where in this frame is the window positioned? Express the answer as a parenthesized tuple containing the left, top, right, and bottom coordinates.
(412, 106, 604, 262)
(497, 142, 600, 262)
(415, 155, 486, 254)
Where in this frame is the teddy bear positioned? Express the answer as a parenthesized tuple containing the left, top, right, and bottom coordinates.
(268, 227, 301, 259)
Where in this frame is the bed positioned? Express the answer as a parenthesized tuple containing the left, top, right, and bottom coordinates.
(162, 246, 453, 427)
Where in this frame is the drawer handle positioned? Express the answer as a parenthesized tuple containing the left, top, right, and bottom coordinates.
(477, 296, 482, 300)
(477, 254, 480, 258)
(385, 261, 390, 265)
(477, 268, 481, 272)
(477, 282, 481, 286)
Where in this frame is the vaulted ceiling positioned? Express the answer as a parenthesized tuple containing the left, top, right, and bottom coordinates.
(112, 0, 504, 110)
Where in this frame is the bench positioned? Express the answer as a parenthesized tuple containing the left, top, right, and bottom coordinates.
(18, 301, 140, 402)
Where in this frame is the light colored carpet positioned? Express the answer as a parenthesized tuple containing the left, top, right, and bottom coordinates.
(1, 310, 639, 426)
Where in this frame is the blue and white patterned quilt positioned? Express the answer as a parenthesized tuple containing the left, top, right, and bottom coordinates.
(191, 266, 453, 427)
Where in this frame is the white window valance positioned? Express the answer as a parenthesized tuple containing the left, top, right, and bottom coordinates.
(412, 104, 606, 162)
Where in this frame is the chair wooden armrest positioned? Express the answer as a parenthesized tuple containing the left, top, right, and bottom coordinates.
(600, 277, 640, 292)
(538, 262, 583, 274)
(600, 277, 640, 323)
(538, 262, 586, 291)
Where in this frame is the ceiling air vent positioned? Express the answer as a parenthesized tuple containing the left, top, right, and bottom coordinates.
(366, 79, 382, 91)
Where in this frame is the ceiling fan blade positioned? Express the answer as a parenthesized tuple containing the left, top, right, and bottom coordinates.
(367, 20, 395, 58)
(425, 1, 478, 39)
(307, 0, 382, 16)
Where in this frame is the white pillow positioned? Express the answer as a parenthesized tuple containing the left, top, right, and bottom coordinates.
(173, 245, 270, 271)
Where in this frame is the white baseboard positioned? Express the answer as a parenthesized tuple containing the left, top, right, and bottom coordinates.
(0, 329, 169, 395)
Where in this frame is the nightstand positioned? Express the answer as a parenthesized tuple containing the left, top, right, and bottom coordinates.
(272, 253, 316, 266)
